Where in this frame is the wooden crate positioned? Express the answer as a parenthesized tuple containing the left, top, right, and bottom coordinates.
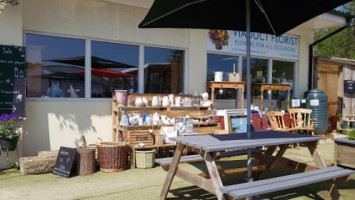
(127, 130, 154, 146)
(334, 138, 355, 169)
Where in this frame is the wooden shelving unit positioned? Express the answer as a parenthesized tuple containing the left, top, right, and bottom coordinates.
(112, 93, 219, 143)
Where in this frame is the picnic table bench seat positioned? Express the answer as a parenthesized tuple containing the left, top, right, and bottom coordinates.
(220, 166, 354, 199)
(155, 149, 264, 166)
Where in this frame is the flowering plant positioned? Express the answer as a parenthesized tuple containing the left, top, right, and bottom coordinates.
(209, 30, 229, 50)
(0, 0, 19, 13)
(0, 113, 27, 139)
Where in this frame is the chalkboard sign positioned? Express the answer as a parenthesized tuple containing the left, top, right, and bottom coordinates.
(0, 45, 26, 118)
(344, 80, 355, 93)
(53, 147, 77, 178)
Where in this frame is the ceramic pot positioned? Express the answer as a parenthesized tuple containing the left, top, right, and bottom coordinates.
(115, 90, 127, 106)
(169, 94, 174, 106)
(120, 110, 129, 126)
(182, 97, 192, 106)
(162, 96, 170, 107)
(175, 97, 181, 107)
(152, 96, 160, 107)
(214, 71, 224, 82)
(153, 112, 160, 124)
(145, 114, 153, 125)
(138, 117, 144, 125)
(143, 97, 149, 106)
(126, 95, 133, 106)
(135, 97, 145, 107)
(201, 92, 209, 101)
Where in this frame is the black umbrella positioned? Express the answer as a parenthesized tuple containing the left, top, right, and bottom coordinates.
(139, 0, 353, 195)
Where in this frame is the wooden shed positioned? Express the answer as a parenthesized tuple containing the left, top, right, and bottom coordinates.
(314, 56, 355, 129)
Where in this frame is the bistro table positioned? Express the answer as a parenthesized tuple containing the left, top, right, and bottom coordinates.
(159, 131, 350, 200)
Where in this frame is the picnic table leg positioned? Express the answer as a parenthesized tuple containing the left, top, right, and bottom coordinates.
(307, 143, 343, 200)
(204, 152, 227, 200)
(160, 143, 185, 200)
(255, 145, 288, 180)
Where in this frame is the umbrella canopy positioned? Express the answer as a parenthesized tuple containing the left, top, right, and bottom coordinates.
(139, 0, 352, 36)
(74, 68, 135, 79)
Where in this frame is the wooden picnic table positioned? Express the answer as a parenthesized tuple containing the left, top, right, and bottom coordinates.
(158, 131, 354, 200)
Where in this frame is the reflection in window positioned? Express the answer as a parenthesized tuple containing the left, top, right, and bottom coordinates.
(26, 34, 85, 98)
(91, 42, 138, 98)
(144, 47, 184, 94)
(207, 54, 238, 99)
(273, 60, 294, 100)
(242, 58, 268, 99)
(242, 58, 268, 83)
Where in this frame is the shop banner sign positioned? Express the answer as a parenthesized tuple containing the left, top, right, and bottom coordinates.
(0, 45, 26, 118)
(207, 30, 298, 61)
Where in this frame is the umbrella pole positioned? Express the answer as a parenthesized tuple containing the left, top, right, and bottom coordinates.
(246, 0, 253, 184)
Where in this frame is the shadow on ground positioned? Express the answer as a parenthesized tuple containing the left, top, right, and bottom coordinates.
(165, 158, 355, 200)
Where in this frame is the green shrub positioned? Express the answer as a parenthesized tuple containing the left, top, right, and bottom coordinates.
(346, 129, 355, 140)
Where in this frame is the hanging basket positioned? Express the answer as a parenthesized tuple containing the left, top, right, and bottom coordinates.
(0, 136, 19, 151)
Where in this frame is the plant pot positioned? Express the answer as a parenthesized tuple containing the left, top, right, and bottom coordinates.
(0, 136, 19, 151)
(334, 138, 355, 169)
(135, 149, 156, 169)
(340, 123, 348, 130)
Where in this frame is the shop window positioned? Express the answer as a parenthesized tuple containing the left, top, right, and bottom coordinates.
(207, 54, 238, 99)
(26, 34, 85, 98)
(144, 47, 184, 94)
(242, 58, 268, 83)
(242, 58, 268, 99)
(91, 41, 138, 98)
(272, 60, 294, 100)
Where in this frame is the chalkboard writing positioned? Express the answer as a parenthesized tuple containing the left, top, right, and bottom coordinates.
(53, 147, 77, 178)
(344, 80, 355, 93)
(0, 45, 26, 118)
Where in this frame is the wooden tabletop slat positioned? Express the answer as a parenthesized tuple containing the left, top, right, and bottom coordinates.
(170, 131, 322, 152)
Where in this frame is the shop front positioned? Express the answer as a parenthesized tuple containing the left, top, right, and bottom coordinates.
(0, 0, 349, 168)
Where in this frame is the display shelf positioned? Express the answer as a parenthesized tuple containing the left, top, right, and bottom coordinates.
(112, 93, 220, 143)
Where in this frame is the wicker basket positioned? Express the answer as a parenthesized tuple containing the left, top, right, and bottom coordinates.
(97, 142, 128, 172)
(136, 149, 156, 169)
(76, 147, 96, 175)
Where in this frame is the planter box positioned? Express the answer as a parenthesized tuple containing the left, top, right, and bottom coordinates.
(135, 149, 156, 169)
(334, 138, 355, 169)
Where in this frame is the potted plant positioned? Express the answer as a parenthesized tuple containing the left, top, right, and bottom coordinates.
(334, 129, 355, 169)
(336, 112, 348, 130)
(0, 113, 26, 151)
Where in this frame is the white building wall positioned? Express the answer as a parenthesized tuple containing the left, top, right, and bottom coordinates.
(0, 0, 319, 162)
